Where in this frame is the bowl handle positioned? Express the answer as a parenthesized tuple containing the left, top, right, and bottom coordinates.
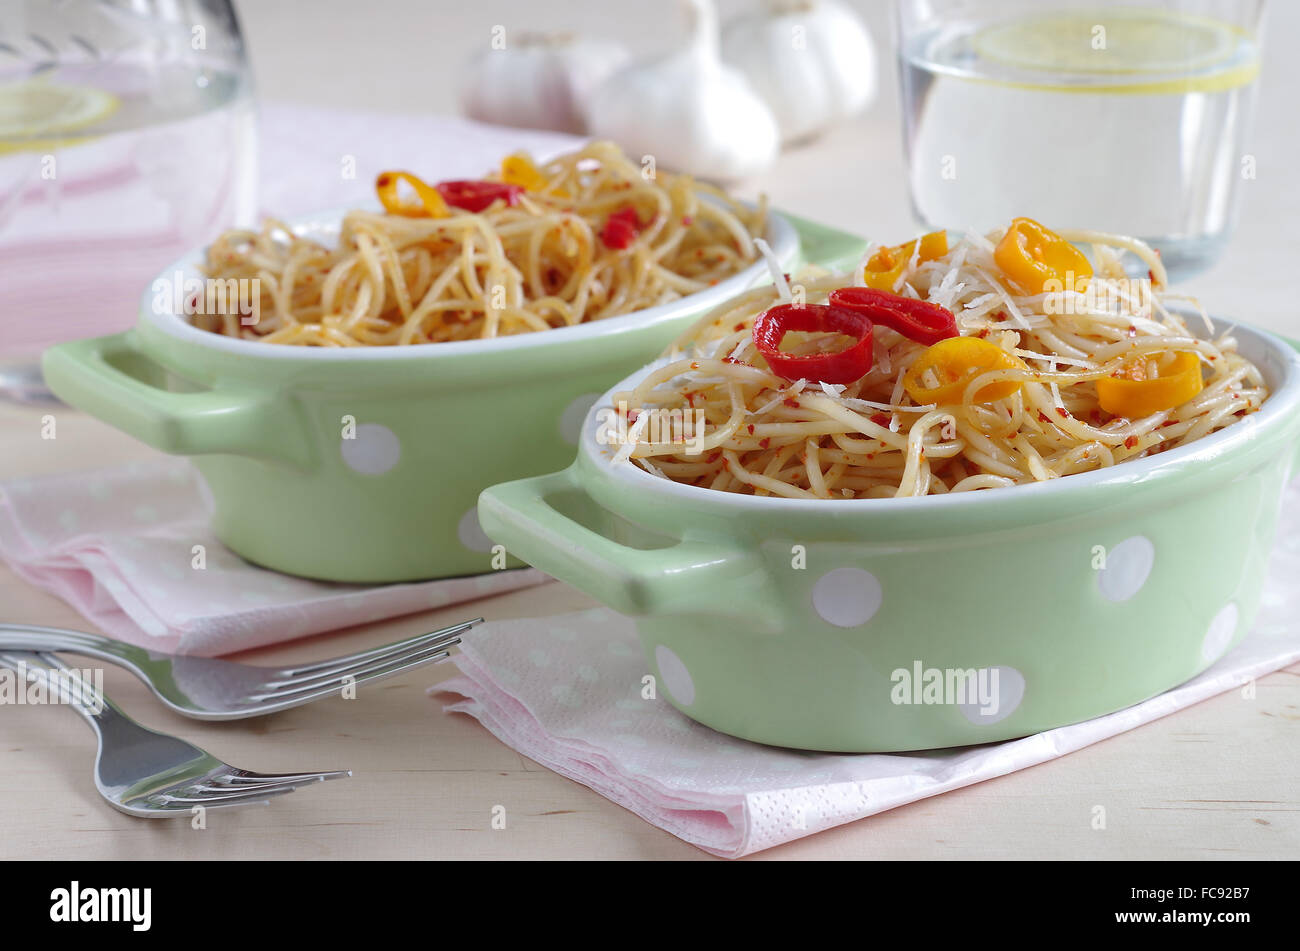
(479, 468, 778, 625)
(42, 332, 313, 468)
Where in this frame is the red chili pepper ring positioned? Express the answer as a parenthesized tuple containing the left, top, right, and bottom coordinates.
(829, 286, 958, 346)
(752, 303, 875, 385)
(435, 180, 524, 213)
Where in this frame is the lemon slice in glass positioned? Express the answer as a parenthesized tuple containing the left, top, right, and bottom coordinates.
(0, 80, 119, 153)
(972, 8, 1258, 93)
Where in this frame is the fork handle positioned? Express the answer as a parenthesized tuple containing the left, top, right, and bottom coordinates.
(0, 651, 121, 730)
(0, 624, 143, 663)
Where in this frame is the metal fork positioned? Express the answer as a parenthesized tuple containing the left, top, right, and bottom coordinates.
(0, 651, 349, 817)
(0, 618, 480, 720)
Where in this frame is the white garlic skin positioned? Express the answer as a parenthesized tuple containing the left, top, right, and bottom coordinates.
(586, 1, 779, 182)
(460, 34, 630, 135)
(722, 0, 877, 144)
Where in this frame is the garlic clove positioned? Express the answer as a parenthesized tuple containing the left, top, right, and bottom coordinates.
(722, 0, 877, 144)
(586, 0, 779, 182)
(460, 32, 629, 135)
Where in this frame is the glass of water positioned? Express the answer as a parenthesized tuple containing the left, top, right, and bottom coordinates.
(0, 0, 257, 401)
(895, 0, 1265, 281)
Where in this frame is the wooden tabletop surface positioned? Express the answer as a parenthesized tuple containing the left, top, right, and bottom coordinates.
(1, 0, 1297, 860)
(3, 349, 1299, 862)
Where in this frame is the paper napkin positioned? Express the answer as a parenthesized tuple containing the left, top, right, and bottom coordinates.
(0, 458, 548, 656)
(434, 479, 1300, 858)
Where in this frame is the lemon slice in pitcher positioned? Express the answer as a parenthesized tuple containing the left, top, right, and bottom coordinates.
(972, 8, 1259, 94)
(0, 80, 119, 152)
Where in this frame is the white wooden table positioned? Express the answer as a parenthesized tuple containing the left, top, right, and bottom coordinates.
(1, 0, 1297, 860)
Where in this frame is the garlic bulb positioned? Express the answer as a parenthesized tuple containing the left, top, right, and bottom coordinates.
(586, 0, 779, 182)
(460, 32, 629, 135)
(722, 0, 877, 143)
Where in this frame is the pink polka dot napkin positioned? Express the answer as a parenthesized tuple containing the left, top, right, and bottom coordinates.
(433, 479, 1300, 859)
(0, 459, 548, 656)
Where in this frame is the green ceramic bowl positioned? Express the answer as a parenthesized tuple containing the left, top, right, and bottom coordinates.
(40, 208, 856, 583)
(479, 318, 1300, 752)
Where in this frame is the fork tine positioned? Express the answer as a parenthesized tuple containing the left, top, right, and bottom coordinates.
(163, 798, 278, 812)
(264, 623, 472, 685)
(152, 786, 298, 806)
(262, 635, 463, 691)
(136, 800, 262, 814)
(187, 779, 319, 795)
(220, 770, 353, 785)
(252, 640, 461, 699)
(273, 618, 482, 678)
(243, 649, 456, 708)
(165, 769, 351, 802)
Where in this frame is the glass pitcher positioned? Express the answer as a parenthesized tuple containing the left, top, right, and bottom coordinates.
(0, 0, 257, 401)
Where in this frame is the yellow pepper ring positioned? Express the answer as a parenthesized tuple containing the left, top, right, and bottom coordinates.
(903, 336, 1029, 405)
(501, 153, 548, 191)
(375, 170, 449, 218)
(914, 230, 948, 262)
(500, 152, 570, 198)
(1096, 350, 1204, 418)
(994, 217, 1092, 295)
(864, 231, 949, 291)
(863, 250, 904, 291)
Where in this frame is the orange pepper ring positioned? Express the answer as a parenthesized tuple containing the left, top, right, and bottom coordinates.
(994, 218, 1092, 295)
(375, 170, 449, 218)
(501, 153, 547, 190)
(903, 336, 1028, 405)
(863, 231, 948, 291)
(500, 152, 570, 198)
(1096, 350, 1204, 418)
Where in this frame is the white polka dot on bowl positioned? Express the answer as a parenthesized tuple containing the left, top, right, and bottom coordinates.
(1097, 535, 1155, 602)
(958, 666, 1026, 725)
(1201, 602, 1238, 664)
(340, 423, 401, 475)
(812, 567, 882, 627)
(654, 645, 695, 707)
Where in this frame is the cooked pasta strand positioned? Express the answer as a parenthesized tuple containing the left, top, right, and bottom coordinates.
(195, 142, 765, 346)
(607, 226, 1267, 498)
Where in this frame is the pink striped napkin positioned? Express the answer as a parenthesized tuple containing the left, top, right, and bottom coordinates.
(0, 459, 548, 656)
(433, 478, 1300, 858)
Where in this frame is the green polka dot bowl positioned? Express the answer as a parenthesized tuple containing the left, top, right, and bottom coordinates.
(478, 319, 1300, 752)
(39, 208, 849, 583)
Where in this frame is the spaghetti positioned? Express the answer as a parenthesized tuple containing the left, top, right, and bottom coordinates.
(194, 141, 766, 345)
(609, 221, 1268, 498)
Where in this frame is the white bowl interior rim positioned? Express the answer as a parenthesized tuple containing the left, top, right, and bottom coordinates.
(138, 203, 798, 360)
(580, 315, 1300, 512)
